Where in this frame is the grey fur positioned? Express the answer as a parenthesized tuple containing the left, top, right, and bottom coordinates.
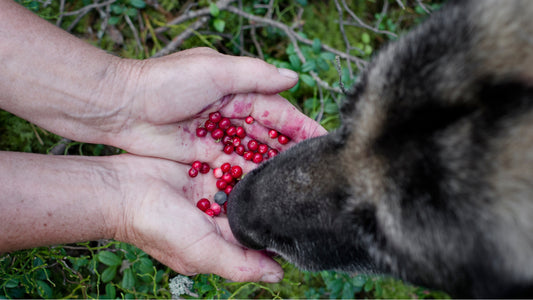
(227, 0, 533, 298)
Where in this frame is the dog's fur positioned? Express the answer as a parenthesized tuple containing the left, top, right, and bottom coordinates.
(227, 0, 533, 298)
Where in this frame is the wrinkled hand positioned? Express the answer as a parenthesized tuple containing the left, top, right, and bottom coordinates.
(108, 47, 327, 167)
(113, 154, 282, 282)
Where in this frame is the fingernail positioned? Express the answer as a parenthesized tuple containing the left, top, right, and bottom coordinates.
(260, 272, 283, 283)
(278, 68, 298, 79)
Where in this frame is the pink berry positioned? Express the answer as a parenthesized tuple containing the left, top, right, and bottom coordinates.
(258, 144, 268, 154)
(209, 111, 222, 123)
(219, 118, 231, 130)
(205, 209, 215, 217)
(268, 129, 279, 139)
(235, 145, 245, 156)
(192, 160, 202, 170)
(213, 167, 223, 179)
(188, 167, 199, 178)
(231, 166, 243, 179)
(278, 135, 290, 145)
(222, 172, 234, 184)
(216, 179, 227, 190)
(221, 163, 231, 173)
(248, 140, 259, 151)
(223, 144, 234, 155)
(204, 120, 217, 132)
(268, 149, 279, 158)
(236, 126, 246, 138)
(197, 198, 210, 211)
(253, 153, 264, 164)
(243, 151, 253, 161)
(224, 185, 233, 195)
(200, 163, 210, 174)
(222, 135, 233, 145)
(232, 137, 241, 147)
(210, 203, 221, 216)
(226, 126, 237, 137)
(196, 127, 207, 137)
(245, 116, 254, 124)
(211, 128, 224, 140)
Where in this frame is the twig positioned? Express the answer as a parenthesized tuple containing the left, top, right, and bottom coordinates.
(340, 0, 397, 38)
(250, 25, 264, 59)
(396, 0, 406, 10)
(335, 55, 347, 94)
(124, 14, 143, 53)
(60, 0, 116, 17)
(153, 16, 210, 58)
(416, 0, 431, 14)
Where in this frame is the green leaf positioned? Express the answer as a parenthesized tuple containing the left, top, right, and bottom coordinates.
(125, 7, 138, 17)
(213, 18, 225, 32)
(121, 268, 136, 290)
(108, 16, 121, 25)
(362, 32, 371, 44)
(98, 251, 122, 267)
(286, 43, 295, 55)
(36, 280, 53, 298)
(101, 266, 118, 283)
(111, 4, 123, 14)
(105, 283, 116, 299)
(301, 60, 316, 72)
(300, 74, 315, 87)
(137, 257, 154, 274)
(320, 51, 336, 60)
(364, 278, 374, 292)
(312, 38, 321, 54)
(316, 57, 329, 71)
(288, 54, 301, 70)
(209, 3, 220, 17)
(4, 278, 19, 288)
(129, 0, 146, 9)
(289, 80, 300, 93)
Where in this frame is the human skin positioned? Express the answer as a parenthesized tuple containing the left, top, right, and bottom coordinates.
(0, 1, 327, 283)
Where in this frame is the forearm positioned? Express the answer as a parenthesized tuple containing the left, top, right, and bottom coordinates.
(0, 1, 134, 145)
(0, 151, 123, 251)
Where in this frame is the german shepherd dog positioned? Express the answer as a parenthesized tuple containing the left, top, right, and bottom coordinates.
(227, 0, 533, 298)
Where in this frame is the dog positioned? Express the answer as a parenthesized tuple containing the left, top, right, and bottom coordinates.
(227, 0, 533, 298)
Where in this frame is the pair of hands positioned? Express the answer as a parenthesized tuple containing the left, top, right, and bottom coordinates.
(93, 48, 327, 282)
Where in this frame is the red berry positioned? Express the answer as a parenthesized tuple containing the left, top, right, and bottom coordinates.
(219, 118, 231, 130)
(204, 120, 217, 132)
(188, 167, 199, 177)
(268, 149, 279, 158)
(210, 203, 221, 216)
(196, 198, 210, 211)
(278, 135, 290, 145)
(268, 129, 279, 139)
(205, 209, 215, 217)
(248, 140, 259, 151)
(200, 163, 210, 174)
(222, 135, 233, 145)
(223, 202, 228, 213)
(211, 128, 224, 140)
(232, 137, 241, 147)
(235, 145, 245, 155)
(216, 179, 227, 190)
(222, 172, 234, 183)
(226, 126, 237, 137)
(253, 153, 264, 164)
(245, 116, 254, 124)
(213, 167, 223, 179)
(221, 163, 231, 173)
(196, 127, 207, 137)
(243, 151, 253, 161)
(192, 160, 202, 170)
(223, 144, 234, 155)
(258, 144, 268, 154)
(236, 126, 246, 138)
(224, 185, 233, 195)
(231, 165, 243, 179)
(209, 111, 222, 123)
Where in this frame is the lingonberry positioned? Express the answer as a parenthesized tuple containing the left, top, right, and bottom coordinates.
(247, 140, 259, 151)
(224, 185, 233, 195)
(196, 127, 207, 137)
(213, 167, 223, 179)
(211, 128, 224, 140)
(192, 160, 202, 170)
(268, 129, 279, 139)
(226, 126, 237, 137)
(245, 116, 254, 124)
(223, 202, 228, 213)
(197, 198, 210, 211)
(219, 118, 231, 130)
(209, 111, 222, 123)
(188, 167, 199, 178)
(222, 135, 233, 145)
(253, 153, 264, 164)
(258, 143, 268, 154)
(221, 163, 231, 173)
(214, 191, 227, 205)
(231, 165, 243, 179)
(243, 151, 253, 161)
(222, 172, 234, 184)
(200, 163, 210, 174)
(236, 126, 246, 138)
(278, 135, 290, 145)
(205, 209, 215, 217)
(268, 149, 279, 158)
(223, 144, 234, 155)
(204, 120, 217, 132)
(235, 145, 245, 155)
(210, 203, 221, 216)
(232, 137, 241, 147)
(216, 179, 228, 190)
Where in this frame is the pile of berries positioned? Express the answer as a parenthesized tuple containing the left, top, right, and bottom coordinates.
(189, 111, 289, 217)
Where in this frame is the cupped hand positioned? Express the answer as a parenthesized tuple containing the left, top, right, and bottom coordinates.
(107, 47, 327, 167)
(113, 154, 283, 282)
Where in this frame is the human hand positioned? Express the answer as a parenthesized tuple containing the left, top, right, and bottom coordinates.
(111, 154, 283, 282)
(102, 47, 327, 166)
